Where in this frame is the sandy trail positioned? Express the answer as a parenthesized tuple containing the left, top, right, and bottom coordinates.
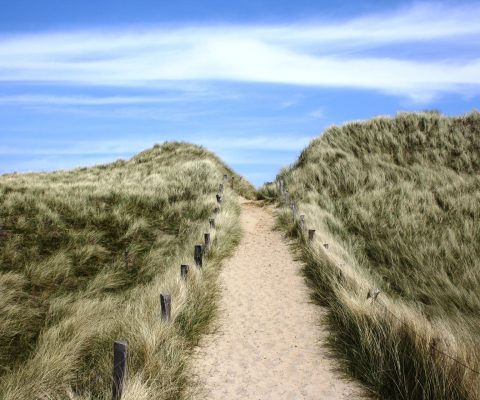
(193, 199, 360, 399)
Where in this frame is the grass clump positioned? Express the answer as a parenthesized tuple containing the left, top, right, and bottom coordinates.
(269, 111, 480, 399)
(0, 141, 254, 399)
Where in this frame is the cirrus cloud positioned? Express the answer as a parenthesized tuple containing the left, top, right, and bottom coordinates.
(0, 3, 479, 102)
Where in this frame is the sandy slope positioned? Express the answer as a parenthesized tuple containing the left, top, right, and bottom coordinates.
(192, 199, 361, 399)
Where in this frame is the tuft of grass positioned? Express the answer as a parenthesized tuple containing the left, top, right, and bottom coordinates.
(0, 142, 252, 399)
(269, 111, 480, 399)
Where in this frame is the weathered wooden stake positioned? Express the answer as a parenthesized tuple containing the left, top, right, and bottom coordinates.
(219, 183, 224, 193)
(430, 337, 439, 354)
(112, 340, 128, 400)
(209, 218, 215, 229)
(285, 191, 289, 207)
(204, 233, 211, 253)
(300, 215, 305, 230)
(323, 243, 329, 249)
(180, 264, 189, 280)
(223, 174, 228, 181)
(194, 245, 203, 268)
(160, 294, 171, 321)
(367, 288, 380, 301)
(231, 176, 234, 189)
(216, 194, 222, 204)
(213, 207, 220, 214)
(308, 229, 316, 242)
(291, 203, 297, 220)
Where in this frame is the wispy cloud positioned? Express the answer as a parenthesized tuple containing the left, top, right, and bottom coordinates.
(0, 139, 155, 156)
(197, 135, 314, 151)
(0, 3, 479, 102)
(0, 135, 313, 156)
(309, 108, 325, 119)
(0, 94, 183, 105)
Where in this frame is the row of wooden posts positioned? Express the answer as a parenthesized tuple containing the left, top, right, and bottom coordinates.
(278, 179, 315, 240)
(112, 174, 231, 400)
(276, 180, 480, 378)
(277, 179, 329, 248)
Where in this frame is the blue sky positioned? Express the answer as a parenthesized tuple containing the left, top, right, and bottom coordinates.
(1, 1, 479, 186)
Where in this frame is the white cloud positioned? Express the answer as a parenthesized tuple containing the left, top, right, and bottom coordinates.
(0, 3, 479, 101)
(0, 135, 313, 156)
(309, 108, 325, 119)
(0, 139, 156, 156)
(0, 94, 184, 105)
(196, 135, 314, 151)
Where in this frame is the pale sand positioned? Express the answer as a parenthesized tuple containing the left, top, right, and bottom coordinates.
(192, 199, 362, 400)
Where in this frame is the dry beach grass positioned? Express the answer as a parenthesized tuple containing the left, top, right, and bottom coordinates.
(260, 111, 480, 399)
(0, 142, 254, 399)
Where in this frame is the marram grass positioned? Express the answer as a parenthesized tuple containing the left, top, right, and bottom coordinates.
(263, 111, 480, 399)
(0, 142, 254, 399)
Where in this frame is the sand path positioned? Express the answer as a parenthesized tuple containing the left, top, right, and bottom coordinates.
(193, 199, 360, 399)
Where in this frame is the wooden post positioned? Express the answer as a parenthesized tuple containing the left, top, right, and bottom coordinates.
(291, 203, 297, 220)
(223, 174, 228, 181)
(204, 233, 211, 253)
(194, 245, 203, 268)
(308, 229, 315, 242)
(180, 264, 189, 280)
(216, 194, 222, 204)
(323, 243, 329, 249)
(367, 288, 380, 301)
(213, 207, 220, 214)
(160, 294, 171, 321)
(112, 340, 128, 400)
(300, 215, 305, 230)
(231, 176, 234, 189)
(285, 191, 289, 207)
(209, 218, 215, 229)
(219, 183, 224, 193)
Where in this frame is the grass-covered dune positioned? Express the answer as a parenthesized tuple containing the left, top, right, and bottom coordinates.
(265, 112, 480, 399)
(0, 142, 254, 399)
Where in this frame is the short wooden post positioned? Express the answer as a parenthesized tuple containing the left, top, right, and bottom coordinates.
(308, 229, 315, 242)
(160, 294, 171, 321)
(367, 288, 380, 301)
(204, 233, 211, 253)
(280, 180, 285, 193)
(300, 215, 305, 230)
(430, 337, 439, 354)
(291, 203, 297, 220)
(285, 191, 289, 207)
(216, 194, 222, 204)
(323, 243, 329, 249)
(180, 264, 189, 280)
(213, 207, 220, 214)
(223, 174, 228, 181)
(219, 183, 224, 193)
(112, 340, 128, 400)
(194, 245, 203, 268)
(209, 218, 215, 229)
(231, 176, 234, 189)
